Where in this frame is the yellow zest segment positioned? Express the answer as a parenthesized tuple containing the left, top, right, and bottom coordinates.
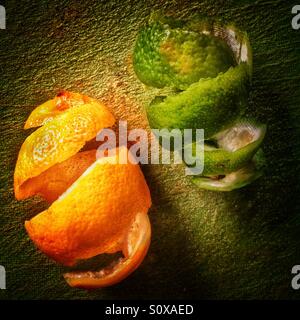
(14, 102, 115, 199)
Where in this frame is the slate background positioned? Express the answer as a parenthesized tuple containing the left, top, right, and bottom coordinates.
(0, 0, 300, 299)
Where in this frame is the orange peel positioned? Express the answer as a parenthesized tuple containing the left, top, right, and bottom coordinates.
(24, 91, 96, 129)
(14, 98, 115, 200)
(24, 147, 151, 266)
(14, 92, 152, 289)
(18, 150, 97, 203)
(64, 211, 151, 288)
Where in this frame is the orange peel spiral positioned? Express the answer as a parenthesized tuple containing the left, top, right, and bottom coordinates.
(14, 91, 152, 289)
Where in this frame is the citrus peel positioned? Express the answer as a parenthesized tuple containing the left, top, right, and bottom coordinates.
(64, 211, 151, 288)
(14, 92, 152, 288)
(24, 148, 151, 266)
(24, 90, 96, 129)
(14, 98, 115, 200)
(133, 15, 266, 191)
(18, 150, 97, 202)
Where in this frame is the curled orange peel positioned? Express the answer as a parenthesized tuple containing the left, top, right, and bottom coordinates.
(24, 91, 95, 129)
(18, 150, 97, 203)
(14, 99, 115, 199)
(14, 91, 152, 288)
(64, 211, 151, 289)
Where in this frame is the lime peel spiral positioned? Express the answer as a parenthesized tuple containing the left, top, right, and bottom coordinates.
(133, 15, 266, 191)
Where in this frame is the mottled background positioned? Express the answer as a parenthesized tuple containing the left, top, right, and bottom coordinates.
(0, 0, 300, 299)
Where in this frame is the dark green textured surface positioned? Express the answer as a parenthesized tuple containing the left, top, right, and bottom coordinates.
(0, 0, 300, 299)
